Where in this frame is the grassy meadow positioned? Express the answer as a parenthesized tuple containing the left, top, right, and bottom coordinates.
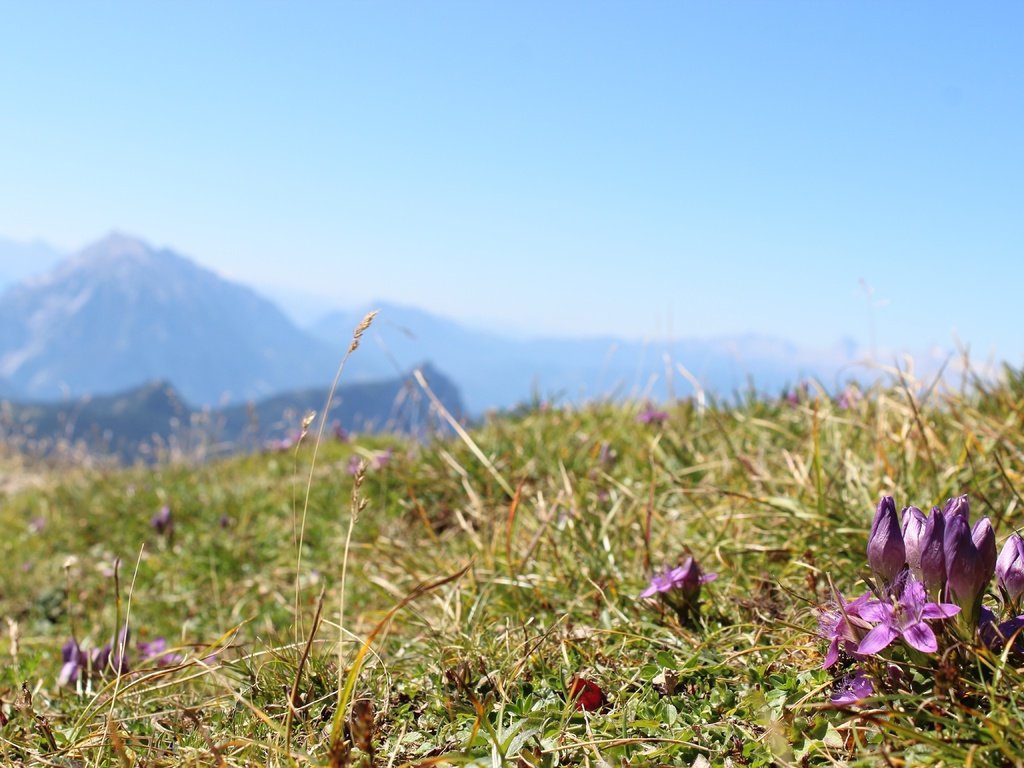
(3, 362, 1024, 766)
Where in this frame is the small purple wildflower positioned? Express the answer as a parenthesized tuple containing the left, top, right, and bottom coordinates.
(640, 558, 717, 621)
(996, 533, 1024, 607)
(636, 403, 669, 425)
(818, 590, 872, 668)
(944, 506, 996, 626)
(830, 669, 874, 706)
(857, 577, 959, 655)
(783, 382, 808, 407)
(371, 448, 393, 471)
(867, 496, 906, 585)
(835, 387, 859, 410)
(902, 505, 946, 596)
(979, 606, 1024, 654)
(346, 455, 363, 476)
(332, 422, 349, 442)
(28, 516, 46, 534)
(138, 637, 184, 668)
(58, 638, 86, 687)
(151, 505, 173, 536)
(640, 558, 717, 601)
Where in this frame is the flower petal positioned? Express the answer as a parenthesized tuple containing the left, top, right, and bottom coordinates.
(857, 623, 899, 656)
(859, 601, 893, 623)
(921, 602, 960, 620)
(902, 621, 938, 653)
(823, 637, 840, 669)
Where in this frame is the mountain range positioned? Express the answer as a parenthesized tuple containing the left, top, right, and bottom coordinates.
(0, 232, 867, 415)
(1, 365, 460, 462)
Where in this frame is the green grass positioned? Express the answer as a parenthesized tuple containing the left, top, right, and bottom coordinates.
(3, 369, 1024, 766)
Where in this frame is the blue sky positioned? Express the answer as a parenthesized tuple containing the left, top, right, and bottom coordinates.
(1, 2, 1021, 363)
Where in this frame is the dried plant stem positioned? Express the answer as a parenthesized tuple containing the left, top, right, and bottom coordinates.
(413, 368, 514, 498)
(294, 311, 378, 641)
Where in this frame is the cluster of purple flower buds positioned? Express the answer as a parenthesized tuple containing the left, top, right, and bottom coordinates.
(867, 495, 1000, 628)
(59, 627, 130, 691)
(824, 493, 1024, 698)
(818, 492, 1024, 704)
(636, 403, 669, 425)
(59, 628, 184, 691)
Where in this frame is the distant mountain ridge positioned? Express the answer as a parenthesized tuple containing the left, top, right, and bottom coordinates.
(0, 230, 867, 416)
(0, 236, 65, 289)
(311, 302, 864, 413)
(0, 233, 341, 404)
(0, 365, 462, 462)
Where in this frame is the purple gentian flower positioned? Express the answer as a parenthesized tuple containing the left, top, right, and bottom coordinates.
(944, 510, 996, 626)
(902, 507, 927, 567)
(835, 388, 859, 410)
(640, 558, 717, 613)
(830, 669, 874, 706)
(58, 638, 86, 687)
(868, 497, 906, 584)
(919, 508, 947, 596)
(903, 505, 945, 595)
(979, 606, 1024, 654)
(636, 403, 669, 425)
(138, 637, 184, 668)
(997, 533, 1024, 607)
(818, 591, 872, 668)
(858, 577, 959, 655)
(371, 449, 393, 471)
(943, 494, 970, 520)
(151, 505, 173, 536)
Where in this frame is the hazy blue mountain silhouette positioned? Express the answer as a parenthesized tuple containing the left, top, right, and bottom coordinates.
(311, 302, 863, 412)
(0, 233, 341, 404)
(0, 230, 865, 415)
(0, 236, 65, 289)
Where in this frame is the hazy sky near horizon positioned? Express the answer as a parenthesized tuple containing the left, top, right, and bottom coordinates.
(1, 3, 1022, 361)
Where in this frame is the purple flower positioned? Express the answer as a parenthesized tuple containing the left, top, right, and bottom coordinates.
(636, 403, 669, 425)
(640, 558, 717, 603)
(903, 506, 945, 595)
(138, 637, 183, 668)
(830, 669, 874, 706)
(944, 510, 996, 626)
(346, 456, 363, 476)
(979, 606, 1024, 654)
(868, 497, 906, 584)
(58, 638, 86, 687)
(371, 449, 393, 471)
(902, 506, 927, 564)
(835, 388, 859, 410)
(783, 383, 809, 407)
(818, 590, 872, 668)
(151, 505, 173, 536)
(857, 577, 959, 655)
(943, 494, 970, 520)
(58, 629, 130, 689)
(997, 533, 1024, 606)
